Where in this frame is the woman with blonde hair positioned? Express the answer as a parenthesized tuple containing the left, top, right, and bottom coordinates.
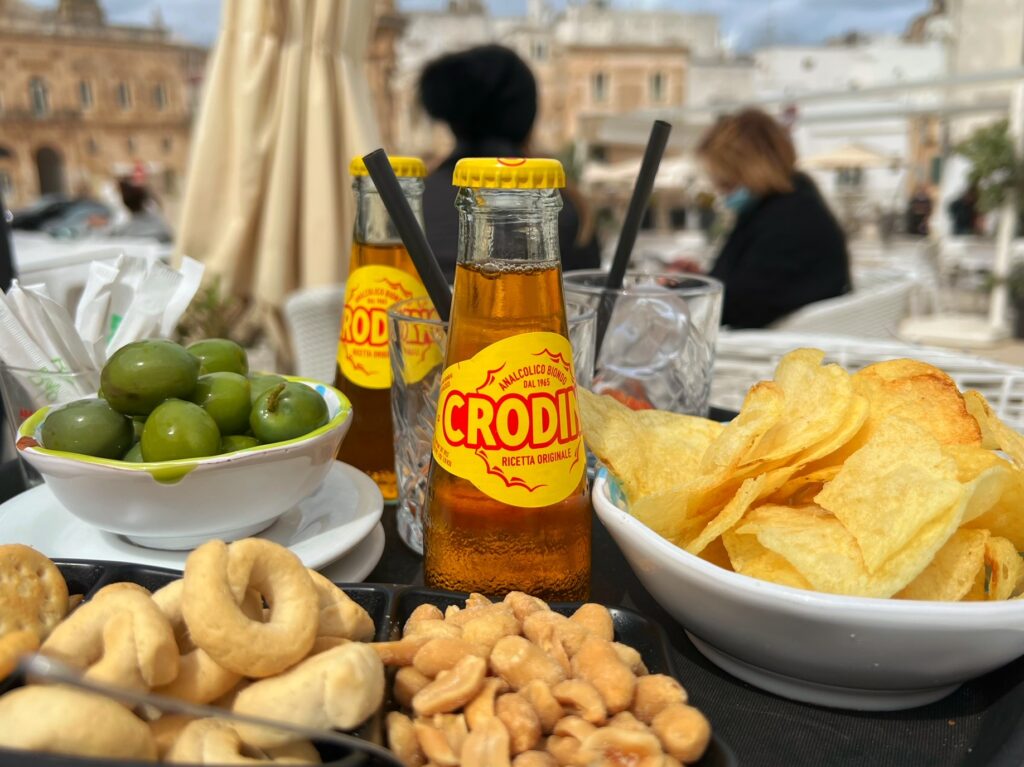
(697, 109, 850, 328)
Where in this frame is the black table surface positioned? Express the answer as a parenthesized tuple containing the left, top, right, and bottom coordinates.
(368, 509, 1024, 767)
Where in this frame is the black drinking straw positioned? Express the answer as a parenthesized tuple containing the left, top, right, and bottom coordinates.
(595, 120, 673, 354)
(362, 149, 452, 322)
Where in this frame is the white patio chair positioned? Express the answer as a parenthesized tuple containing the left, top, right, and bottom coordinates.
(711, 329, 1024, 430)
(281, 284, 344, 383)
(768, 279, 914, 339)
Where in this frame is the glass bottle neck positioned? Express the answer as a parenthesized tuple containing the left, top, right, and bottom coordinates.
(353, 175, 424, 245)
(456, 187, 562, 266)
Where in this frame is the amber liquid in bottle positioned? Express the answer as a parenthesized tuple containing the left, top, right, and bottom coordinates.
(423, 261, 592, 601)
(334, 240, 420, 501)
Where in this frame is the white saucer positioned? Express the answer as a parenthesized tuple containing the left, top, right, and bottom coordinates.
(320, 522, 386, 583)
(0, 462, 384, 573)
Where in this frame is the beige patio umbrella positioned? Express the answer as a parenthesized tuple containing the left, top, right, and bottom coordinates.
(800, 143, 899, 171)
(175, 0, 380, 314)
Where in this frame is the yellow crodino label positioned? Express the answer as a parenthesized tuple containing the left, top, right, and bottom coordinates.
(432, 331, 585, 507)
(338, 265, 427, 389)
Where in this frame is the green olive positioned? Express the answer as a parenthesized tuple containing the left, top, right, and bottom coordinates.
(250, 383, 328, 444)
(190, 372, 251, 435)
(123, 443, 144, 462)
(248, 373, 287, 404)
(40, 399, 134, 459)
(220, 434, 261, 453)
(132, 417, 146, 442)
(101, 340, 199, 416)
(140, 399, 221, 462)
(188, 339, 249, 376)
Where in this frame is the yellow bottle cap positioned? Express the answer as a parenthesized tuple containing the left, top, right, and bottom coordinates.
(349, 155, 426, 178)
(452, 158, 566, 189)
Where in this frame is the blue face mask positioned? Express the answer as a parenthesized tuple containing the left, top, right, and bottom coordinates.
(723, 186, 753, 212)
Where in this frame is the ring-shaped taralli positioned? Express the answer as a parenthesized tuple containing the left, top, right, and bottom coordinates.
(152, 580, 261, 704)
(165, 718, 320, 764)
(182, 539, 318, 677)
(39, 582, 179, 691)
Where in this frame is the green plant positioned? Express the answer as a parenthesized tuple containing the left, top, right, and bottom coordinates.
(954, 119, 1024, 213)
(174, 276, 261, 348)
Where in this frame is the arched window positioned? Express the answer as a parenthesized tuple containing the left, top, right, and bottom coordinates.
(79, 80, 93, 109)
(592, 72, 607, 104)
(29, 77, 49, 116)
(117, 81, 132, 109)
(650, 72, 665, 103)
(153, 82, 167, 110)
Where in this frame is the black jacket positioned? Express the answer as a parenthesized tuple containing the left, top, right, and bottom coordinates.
(709, 173, 851, 328)
(423, 141, 601, 282)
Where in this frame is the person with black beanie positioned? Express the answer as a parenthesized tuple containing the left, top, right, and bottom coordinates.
(419, 44, 601, 280)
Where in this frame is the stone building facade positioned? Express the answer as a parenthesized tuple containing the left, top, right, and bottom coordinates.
(0, 0, 207, 209)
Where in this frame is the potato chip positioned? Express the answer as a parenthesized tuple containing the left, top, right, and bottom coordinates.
(964, 390, 1024, 467)
(700, 381, 784, 477)
(769, 466, 842, 506)
(852, 360, 981, 447)
(698, 536, 733, 571)
(962, 471, 1024, 549)
(943, 444, 1012, 483)
(965, 567, 987, 601)
(629, 481, 717, 543)
(896, 529, 989, 601)
(963, 390, 1001, 451)
(985, 536, 1024, 600)
(578, 389, 723, 501)
(738, 496, 966, 598)
(741, 349, 855, 467)
(685, 475, 772, 556)
(721, 530, 812, 590)
(815, 417, 963, 573)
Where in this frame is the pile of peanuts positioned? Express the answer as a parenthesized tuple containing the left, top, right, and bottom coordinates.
(374, 591, 711, 767)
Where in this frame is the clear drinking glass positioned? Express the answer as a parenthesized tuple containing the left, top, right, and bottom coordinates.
(563, 270, 723, 416)
(0, 363, 100, 487)
(388, 296, 596, 555)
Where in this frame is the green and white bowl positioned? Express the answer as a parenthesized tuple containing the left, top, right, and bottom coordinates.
(17, 377, 352, 551)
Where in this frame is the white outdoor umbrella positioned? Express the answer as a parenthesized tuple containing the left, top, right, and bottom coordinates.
(175, 0, 380, 312)
(800, 143, 899, 171)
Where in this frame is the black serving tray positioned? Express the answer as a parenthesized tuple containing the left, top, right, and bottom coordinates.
(0, 560, 735, 767)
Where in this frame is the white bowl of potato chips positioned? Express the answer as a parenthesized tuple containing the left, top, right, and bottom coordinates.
(583, 350, 1024, 711)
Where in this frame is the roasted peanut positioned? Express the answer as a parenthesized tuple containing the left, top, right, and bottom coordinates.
(463, 609, 522, 649)
(461, 716, 511, 767)
(432, 713, 469, 756)
(522, 612, 590, 657)
(413, 638, 490, 678)
(608, 711, 650, 733)
(448, 603, 514, 628)
(520, 679, 564, 735)
(465, 677, 508, 731)
(386, 712, 425, 767)
(632, 675, 688, 725)
(545, 734, 581, 766)
(466, 593, 492, 609)
(552, 715, 596, 742)
(552, 679, 607, 725)
(612, 642, 648, 676)
(512, 750, 559, 767)
(491, 635, 567, 690)
(578, 726, 666, 767)
(412, 655, 487, 716)
(651, 703, 711, 764)
(504, 592, 550, 622)
(394, 666, 432, 709)
(404, 619, 463, 641)
(404, 603, 444, 632)
(570, 604, 614, 642)
(371, 635, 431, 666)
(571, 636, 635, 714)
(535, 623, 572, 677)
(413, 720, 459, 766)
(496, 692, 542, 754)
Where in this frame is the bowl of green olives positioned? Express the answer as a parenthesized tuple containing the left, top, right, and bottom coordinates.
(16, 338, 353, 550)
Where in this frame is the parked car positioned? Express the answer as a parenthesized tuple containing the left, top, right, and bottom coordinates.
(9, 195, 74, 231)
(40, 200, 112, 239)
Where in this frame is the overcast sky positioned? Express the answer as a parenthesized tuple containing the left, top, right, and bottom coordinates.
(29, 0, 932, 52)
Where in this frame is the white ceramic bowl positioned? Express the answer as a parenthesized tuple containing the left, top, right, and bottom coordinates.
(593, 474, 1024, 711)
(17, 377, 352, 551)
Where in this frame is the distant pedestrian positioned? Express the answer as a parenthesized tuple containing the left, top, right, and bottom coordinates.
(111, 179, 171, 243)
(906, 183, 933, 237)
(948, 184, 981, 236)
